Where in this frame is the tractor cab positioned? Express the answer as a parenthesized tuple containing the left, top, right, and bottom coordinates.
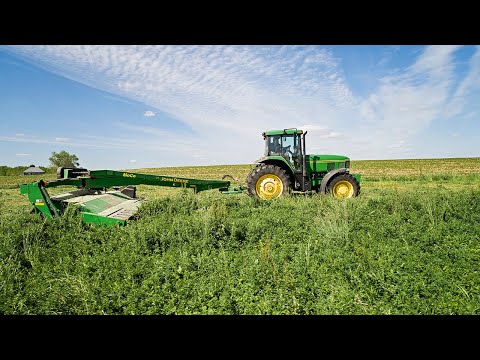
(263, 129, 303, 171)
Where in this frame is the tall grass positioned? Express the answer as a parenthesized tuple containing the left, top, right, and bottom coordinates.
(1, 187, 479, 314)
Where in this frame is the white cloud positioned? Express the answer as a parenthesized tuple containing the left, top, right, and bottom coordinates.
(129, 159, 137, 163)
(299, 125, 343, 139)
(16, 153, 31, 156)
(55, 137, 69, 142)
(388, 141, 405, 149)
(325, 132, 342, 139)
(0, 132, 194, 154)
(144, 110, 156, 117)
(353, 45, 463, 157)
(444, 45, 480, 118)
(299, 124, 329, 135)
(192, 153, 208, 162)
(4, 46, 350, 132)
(15, 133, 24, 137)
(0, 134, 129, 149)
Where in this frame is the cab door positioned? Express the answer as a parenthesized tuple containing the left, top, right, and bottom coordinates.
(282, 134, 302, 171)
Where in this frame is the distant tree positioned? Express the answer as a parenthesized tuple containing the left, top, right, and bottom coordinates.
(49, 151, 80, 168)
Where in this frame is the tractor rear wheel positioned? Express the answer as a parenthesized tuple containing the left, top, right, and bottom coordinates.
(246, 164, 292, 200)
(326, 173, 360, 199)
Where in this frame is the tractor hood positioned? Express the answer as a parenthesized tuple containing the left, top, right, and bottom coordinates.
(306, 154, 350, 173)
(306, 154, 350, 161)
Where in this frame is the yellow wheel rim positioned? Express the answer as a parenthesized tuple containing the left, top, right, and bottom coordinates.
(332, 180, 354, 198)
(256, 174, 284, 200)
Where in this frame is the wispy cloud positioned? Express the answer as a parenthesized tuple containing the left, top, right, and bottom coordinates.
(388, 141, 406, 149)
(1, 129, 207, 162)
(300, 124, 344, 139)
(2, 45, 476, 162)
(15, 133, 24, 137)
(0, 134, 137, 150)
(354, 45, 464, 156)
(15, 153, 31, 156)
(444, 45, 480, 118)
(4, 46, 350, 131)
(144, 110, 156, 117)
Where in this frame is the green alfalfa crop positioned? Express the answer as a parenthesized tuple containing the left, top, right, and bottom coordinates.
(1, 187, 480, 314)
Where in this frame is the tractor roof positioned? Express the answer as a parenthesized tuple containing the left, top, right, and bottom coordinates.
(262, 128, 303, 136)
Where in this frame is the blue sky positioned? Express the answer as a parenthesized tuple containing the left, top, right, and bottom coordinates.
(0, 45, 478, 170)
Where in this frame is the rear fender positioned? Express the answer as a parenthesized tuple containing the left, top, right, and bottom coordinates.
(259, 159, 295, 178)
(257, 156, 294, 171)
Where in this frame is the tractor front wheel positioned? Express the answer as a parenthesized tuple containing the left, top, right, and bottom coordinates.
(326, 173, 360, 199)
(246, 164, 292, 200)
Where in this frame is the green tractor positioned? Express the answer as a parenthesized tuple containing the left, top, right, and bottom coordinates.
(246, 128, 361, 200)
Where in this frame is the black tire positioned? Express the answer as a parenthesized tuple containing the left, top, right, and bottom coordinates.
(246, 164, 292, 200)
(326, 173, 360, 198)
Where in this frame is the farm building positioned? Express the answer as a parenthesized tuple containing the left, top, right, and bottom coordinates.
(23, 165, 45, 176)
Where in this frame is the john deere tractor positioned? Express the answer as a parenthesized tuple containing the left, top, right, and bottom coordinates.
(246, 128, 360, 199)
